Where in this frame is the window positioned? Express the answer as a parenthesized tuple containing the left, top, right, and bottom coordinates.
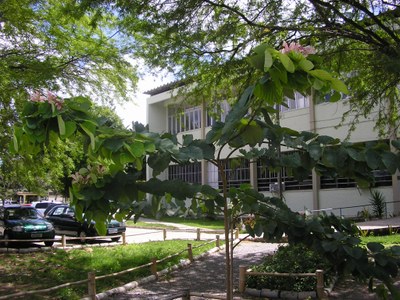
(320, 176, 357, 189)
(218, 158, 250, 190)
(278, 92, 309, 112)
(206, 101, 231, 127)
(320, 170, 392, 189)
(257, 152, 313, 191)
(372, 170, 392, 187)
(168, 162, 202, 184)
(168, 105, 202, 134)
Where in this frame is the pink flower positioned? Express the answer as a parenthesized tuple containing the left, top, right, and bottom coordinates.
(29, 90, 64, 110)
(281, 41, 316, 57)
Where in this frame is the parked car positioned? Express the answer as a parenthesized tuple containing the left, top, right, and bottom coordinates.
(45, 204, 126, 242)
(0, 205, 55, 247)
(31, 201, 62, 217)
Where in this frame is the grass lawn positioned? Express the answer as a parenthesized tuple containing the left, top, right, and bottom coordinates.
(126, 216, 225, 230)
(0, 240, 220, 300)
(360, 233, 400, 247)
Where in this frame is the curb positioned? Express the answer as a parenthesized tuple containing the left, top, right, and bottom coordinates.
(82, 243, 227, 300)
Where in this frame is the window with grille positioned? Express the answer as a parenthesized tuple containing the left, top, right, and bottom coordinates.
(218, 158, 250, 190)
(168, 105, 202, 134)
(320, 170, 392, 189)
(279, 92, 309, 112)
(257, 153, 313, 191)
(206, 101, 231, 127)
(168, 162, 202, 184)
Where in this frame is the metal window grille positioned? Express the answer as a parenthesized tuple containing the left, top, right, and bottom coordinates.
(218, 158, 250, 190)
(257, 152, 313, 191)
(168, 162, 202, 184)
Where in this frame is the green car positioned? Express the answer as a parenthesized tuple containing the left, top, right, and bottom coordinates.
(0, 205, 55, 247)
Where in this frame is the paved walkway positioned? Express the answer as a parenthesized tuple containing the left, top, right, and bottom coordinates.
(105, 240, 280, 299)
(98, 217, 400, 299)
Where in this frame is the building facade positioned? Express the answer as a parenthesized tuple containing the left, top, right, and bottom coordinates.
(145, 83, 400, 218)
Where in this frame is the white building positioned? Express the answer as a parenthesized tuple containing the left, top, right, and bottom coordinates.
(145, 82, 400, 218)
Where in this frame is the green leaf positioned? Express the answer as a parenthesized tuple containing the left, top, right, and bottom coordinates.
(308, 142, 322, 160)
(278, 52, 295, 73)
(391, 140, 400, 150)
(331, 78, 349, 94)
(57, 115, 66, 136)
(308, 69, 333, 81)
(64, 121, 77, 138)
(346, 147, 365, 162)
(94, 221, 107, 236)
(365, 149, 380, 169)
(130, 141, 146, 157)
(367, 242, 384, 253)
(247, 43, 268, 71)
(80, 121, 97, 151)
(298, 58, 314, 71)
(381, 151, 399, 174)
(264, 48, 273, 72)
(67, 96, 92, 113)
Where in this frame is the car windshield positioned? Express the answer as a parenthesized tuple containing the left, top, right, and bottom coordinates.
(6, 208, 39, 220)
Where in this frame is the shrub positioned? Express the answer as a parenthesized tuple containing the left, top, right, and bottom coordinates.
(369, 190, 386, 219)
(246, 244, 335, 292)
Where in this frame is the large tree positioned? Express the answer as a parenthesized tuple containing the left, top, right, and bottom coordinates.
(74, 0, 400, 134)
(0, 0, 137, 196)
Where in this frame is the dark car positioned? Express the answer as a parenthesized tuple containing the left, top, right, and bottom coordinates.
(45, 204, 126, 242)
(0, 205, 55, 247)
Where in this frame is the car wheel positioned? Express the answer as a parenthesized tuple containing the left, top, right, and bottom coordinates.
(44, 241, 54, 247)
(111, 236, 120, 242)
(79, 231, 87, 243)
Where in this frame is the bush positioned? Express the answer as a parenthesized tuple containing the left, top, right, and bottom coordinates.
(246, 244, 335, 292)
(369, 190, 386, 219)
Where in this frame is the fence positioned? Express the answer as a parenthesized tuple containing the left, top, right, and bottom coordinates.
(0, 238, 223, 300)
(304, 201, 400, 219)
(0, 227, 236, 249)
(238, 266, 326, 299)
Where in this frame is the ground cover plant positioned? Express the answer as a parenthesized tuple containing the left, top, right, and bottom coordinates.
(0, 240, 218, 300)
(247, 243, 335, 292)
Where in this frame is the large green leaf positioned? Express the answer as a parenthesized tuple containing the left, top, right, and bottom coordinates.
(278, 52, 295, 73)
(308, 69, 333, 81)
(80, 121, 97, 151)
(147, 152, 171, 176)
(298, 58, 314, 71)
(381, 151, 399, 174)
(307, 142, 322, 160)
(264, 48, 273, 72)
(331, 78, 349, 94)
(57, 115, 65, 136)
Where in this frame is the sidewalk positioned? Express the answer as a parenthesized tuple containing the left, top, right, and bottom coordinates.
(101, 217, 400, 299)
(105, 240, 280, 299)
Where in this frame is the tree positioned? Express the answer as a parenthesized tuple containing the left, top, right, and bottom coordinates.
(12, 42, 400, 299)
(0, 0, 137, 196)
(74, 0, 400, 134)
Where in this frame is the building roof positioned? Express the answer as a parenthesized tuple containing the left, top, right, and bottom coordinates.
(144, 80, 187, 96)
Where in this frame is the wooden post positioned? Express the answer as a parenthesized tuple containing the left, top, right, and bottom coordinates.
(62, 235, 67, 248)
(187, 243, 194, 262)
(216, 235, 220, 248)
(239, 265, 247, 293)
(316, 269, 325, 299)
(122, 232, 126, 245)
(196, 228, 201, 241)
(163, 228, 167, 241)
(182, 289, 190, 300)
(151, 258, 157, 276)
(87, 271, 96, 300)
